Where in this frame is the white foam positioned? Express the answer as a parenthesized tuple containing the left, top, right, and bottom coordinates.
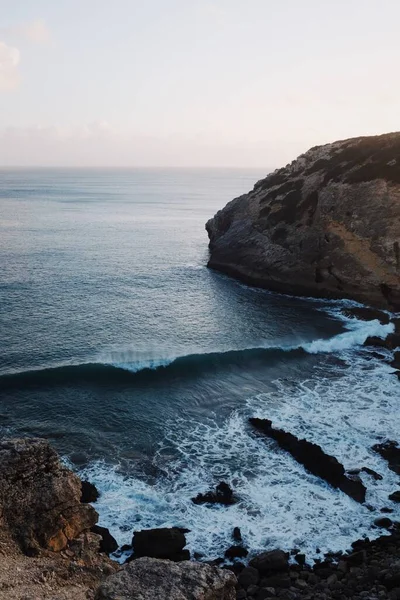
(302, 320, 394, 354)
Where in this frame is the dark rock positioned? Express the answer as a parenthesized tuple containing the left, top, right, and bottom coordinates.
(131, 527, 190, 561)
(225, 545, 249, 560)
(364, 334, 400, 350)
(91, 525, 118, 554)
(0, 438, 98, 553)
(223, 562, 245, 575)
(294, 553, 306, 566)
(246, 584, 259, 597)
(391, 350, 400, 369)
(373, 517, 393, 529)
(381, 507, 394, 513)
(345, 550, 366, 565)
(236, 590, 247, 600)
(383, 573, 400, 591)
(206, 132, 400, 310)
(389, 490, 400, 502)
(342, 307, 390, 324)
(238, 566, 260, 588)
(361, 467, 383, 480)
(192, 481, 236, 505)
(81, 480, 100, 503)
(256, 588, 277, 599)
(372, 440, 400, 475)
(233, 527, 243, 542)
(249, 549, 289, 574)
(249, 418, 366, 502)
(259, 574, 291, 589)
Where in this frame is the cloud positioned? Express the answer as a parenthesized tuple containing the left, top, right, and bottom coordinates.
(17, 19, 51, 45)
(0, 41, 20, 91)
(0, 19, 51, 45)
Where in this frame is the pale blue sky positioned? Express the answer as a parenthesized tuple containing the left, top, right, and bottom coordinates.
(1, 0, 399, 166)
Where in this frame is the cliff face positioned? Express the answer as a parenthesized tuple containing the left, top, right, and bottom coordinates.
(206, 133, 400, 309)
(0, 438, 98, 554)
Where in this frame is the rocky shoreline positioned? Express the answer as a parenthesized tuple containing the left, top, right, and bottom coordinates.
(1, 307, 399, 600)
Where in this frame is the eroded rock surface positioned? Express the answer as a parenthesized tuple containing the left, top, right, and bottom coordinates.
(95, 557, 237, 600)
(0, 438, 98, 554)
(206, 132, 400, 309)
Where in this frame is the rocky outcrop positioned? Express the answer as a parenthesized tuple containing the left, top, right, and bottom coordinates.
(131, 527, 190, 561)
(250, 418, 366, 502)
(192, 482, 236, 506)
(206, 132, 400, 309)
(0, 438, 98, 555)
(95, 557, 237, 600)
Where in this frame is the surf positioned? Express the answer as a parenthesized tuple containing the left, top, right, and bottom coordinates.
(0, 317, 393, 389)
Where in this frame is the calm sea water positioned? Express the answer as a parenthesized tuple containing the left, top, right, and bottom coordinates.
(0, 168, 398, 560)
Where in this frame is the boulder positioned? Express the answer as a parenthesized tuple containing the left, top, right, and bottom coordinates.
(361, 466, 383, 480)
(238, 566, 260, 588)
(81, 480, 100, 503)
(224, 545, 248, 560)
(372, 440, 400, 475)
(249, 418, 366, 502)
(206, 132, 400, 310)
(192, 481, 236, 505)
(233, 526, 242, 542)
(249, 549, 289, 574)
(132, 527, 190, 561)
(92, 525, 119, 554)
(389, 491, 400, 503)
(95, 556, 237, 600)
(0, 437, 98, 554)
(373, 517, 393, 529)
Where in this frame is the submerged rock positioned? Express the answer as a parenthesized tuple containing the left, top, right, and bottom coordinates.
(192, 481, 236, 505)
(249, 418, 366, 502)
(95, 556, 237, 600)
(206, 132, 400, 310)
(131, 527, 190, 561)
(0, 437, 98, 554)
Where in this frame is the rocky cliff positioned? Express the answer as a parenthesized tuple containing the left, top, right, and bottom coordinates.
(206, 132, 400, 309)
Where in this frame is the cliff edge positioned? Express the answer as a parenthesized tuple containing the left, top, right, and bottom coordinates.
(206, 132, 400, 309)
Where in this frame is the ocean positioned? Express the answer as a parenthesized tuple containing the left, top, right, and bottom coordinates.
(0, 167, 398, 561)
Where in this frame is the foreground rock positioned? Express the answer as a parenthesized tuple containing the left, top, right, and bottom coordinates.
(0, 438, 98, 554)
(206, 132, 400, 310)
(132, 527, 190, 561)
(95, 557, 237, 600)
(250, 418, 366, 502)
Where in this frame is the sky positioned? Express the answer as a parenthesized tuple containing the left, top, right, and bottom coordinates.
(0, 0, 399, 167)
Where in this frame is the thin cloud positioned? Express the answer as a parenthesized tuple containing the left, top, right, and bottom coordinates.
(1, 19, 51, 45)
(0, 41, 20, 91)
